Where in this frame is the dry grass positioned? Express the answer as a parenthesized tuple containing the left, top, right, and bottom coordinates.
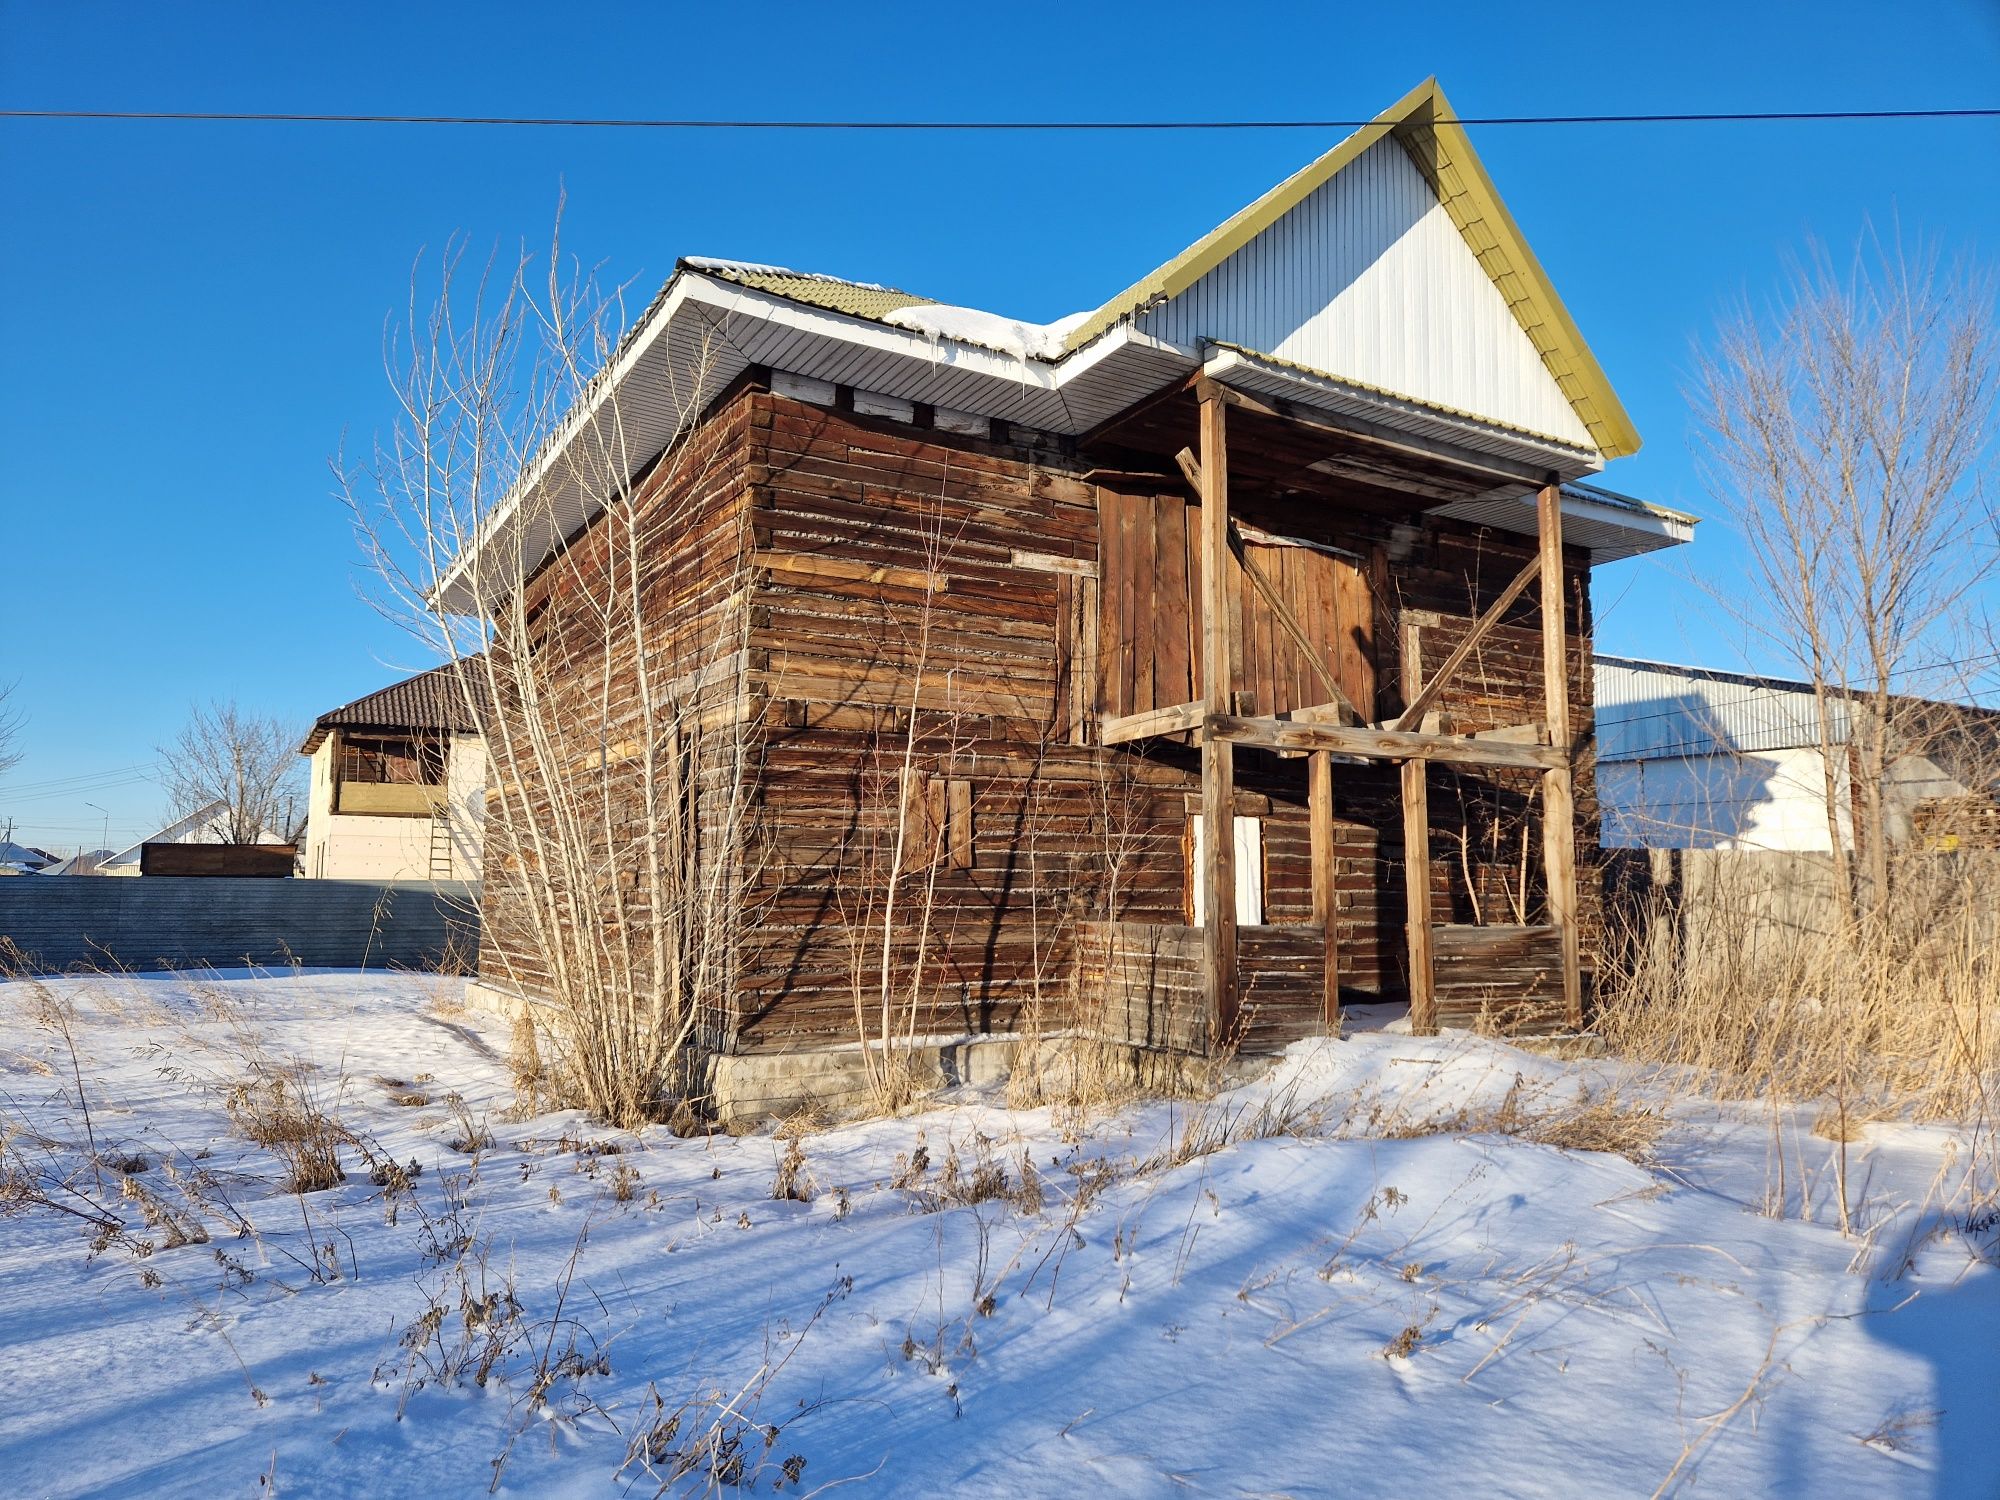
(223, 1064, 349, 1194)
(1598, 853, 1999, 1126)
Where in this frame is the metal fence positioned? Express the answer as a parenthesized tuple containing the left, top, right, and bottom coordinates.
(0, 878, 479, 974)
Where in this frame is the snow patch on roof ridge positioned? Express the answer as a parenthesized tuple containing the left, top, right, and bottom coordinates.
(881, 302, 1093, 363)
(681, 257, 894, 293)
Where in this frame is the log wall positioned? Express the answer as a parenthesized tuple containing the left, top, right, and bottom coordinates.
(481, 381, 1602, 1054)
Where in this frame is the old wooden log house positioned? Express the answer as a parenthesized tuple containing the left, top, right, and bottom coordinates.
(445, 79, 1694, 1081)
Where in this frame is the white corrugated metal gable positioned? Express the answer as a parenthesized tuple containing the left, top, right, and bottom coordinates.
(1136, 138, 1595, 451)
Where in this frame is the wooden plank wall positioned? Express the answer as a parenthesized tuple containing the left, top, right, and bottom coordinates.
(481, 382, 1602, 1053)
(476, 389, 758, 1005)
(1079, 920, 1328, 1055)
(1432, 922, 1567, 1034)
(1095, 488, 1376, 721)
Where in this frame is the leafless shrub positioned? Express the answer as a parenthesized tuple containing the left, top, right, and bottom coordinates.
(770, 1138, 813, 1203)
(224, 1064, 349, 1193)
(618, 1276, 850, 1496)
(443, 1094, 494, 1156)
(340, 214, 756, 1132)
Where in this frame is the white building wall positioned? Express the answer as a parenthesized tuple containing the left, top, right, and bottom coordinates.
(1600, 747, 1853, 851)
(302, 734, 486, 881)
(1137, 137, 1593, 448)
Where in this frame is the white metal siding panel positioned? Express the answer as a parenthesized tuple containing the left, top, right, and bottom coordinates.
(1138, 139, 1594, 449)
(1595, 660, 1852, 763)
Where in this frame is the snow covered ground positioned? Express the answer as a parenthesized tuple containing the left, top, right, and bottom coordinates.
(1, 971, 1995, 1498)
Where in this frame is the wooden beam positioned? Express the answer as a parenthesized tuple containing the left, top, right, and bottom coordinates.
(1402, 756, 1435, 1034)
(1310, 749, 1340, 1032)
(1174, 445, 1204, 495)
(1205, 714, 1564, 772)
(1537, 481, 1583, 1029)
(1199, 391, 1238, 1049)
(1196, 376, 1555, 489)
(1101, 699, 1205, 745)
(1391, 552, 1542, 732)
(1468, 723, 1547, 746)
(1400, 617, 1423, 718)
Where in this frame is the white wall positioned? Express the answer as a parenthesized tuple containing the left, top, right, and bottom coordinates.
(302, 733, 486, 881)
(1600, 747, 1852, 852)
(1137, 137, 1594, 448)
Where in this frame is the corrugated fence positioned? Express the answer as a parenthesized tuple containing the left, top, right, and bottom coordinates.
(0, 878, 479, 974)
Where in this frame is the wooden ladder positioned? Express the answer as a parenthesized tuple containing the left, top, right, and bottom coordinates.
(428, 809, 453, 880)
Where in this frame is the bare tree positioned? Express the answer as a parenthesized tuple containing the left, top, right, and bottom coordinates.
(157, 700, 306, 843)
(338, 216, 754, 1128)
(0, 681, 22, 779)
(1692, 230, 1998, 920)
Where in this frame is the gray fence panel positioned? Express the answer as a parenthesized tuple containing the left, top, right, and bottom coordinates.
(0, 878, 480, 974)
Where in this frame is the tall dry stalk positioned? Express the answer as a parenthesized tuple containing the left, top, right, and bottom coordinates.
(834, 480, 973, 1110)
(339, 217, 757, 1128)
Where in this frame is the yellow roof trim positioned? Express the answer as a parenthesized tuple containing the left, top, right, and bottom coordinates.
(1062, 78, 1642, 460)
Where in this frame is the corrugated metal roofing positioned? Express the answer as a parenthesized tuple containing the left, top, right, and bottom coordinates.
(682, 261, 936, 322)
(1060, 77, 1642, 460)
(1595, 656, 1851, 762)
(301, 660, 489, 753)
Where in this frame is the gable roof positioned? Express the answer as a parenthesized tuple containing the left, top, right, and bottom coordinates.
(301, 659, 488, 754)
(1061, 78, 1640, 459)
(434, 79, 1668, 611)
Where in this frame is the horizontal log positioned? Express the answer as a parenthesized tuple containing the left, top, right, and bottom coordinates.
(753, 549, 948, 594)
(1205, 715, 1565, 770)
(1101, 700, 1206, 745)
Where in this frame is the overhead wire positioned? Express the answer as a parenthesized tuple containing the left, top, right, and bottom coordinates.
(2, 106, 1997, 131)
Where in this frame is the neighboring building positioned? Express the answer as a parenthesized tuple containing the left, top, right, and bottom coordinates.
(444, 77, 1694, 1068)
(1596, 655, 2000, 851)
(0, 839, 56, 875)
(299, 662, 486, 881)
(91, 798, 287, 876)
(35, 848, 115, 876)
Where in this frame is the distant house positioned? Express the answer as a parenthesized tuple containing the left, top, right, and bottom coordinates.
(94, 798, 288, 876)
(299, 662, 486, 881)
(0, 839, 56, 875)
(35, 848, 115, 876)
(1596, 655, 2000, 851)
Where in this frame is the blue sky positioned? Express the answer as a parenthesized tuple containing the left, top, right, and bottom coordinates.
(3, 1, 1997, 852)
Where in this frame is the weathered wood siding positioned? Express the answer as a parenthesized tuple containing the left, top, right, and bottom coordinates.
(734, 389, 1599, 1050)
(1097, 487, 1376, 722)
(481, 380, 1602, 1053)
(476, 388, 758, 1008)
(1080, 921, 1327, 1054)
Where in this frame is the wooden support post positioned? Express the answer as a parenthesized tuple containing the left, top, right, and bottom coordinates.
(1310, 749, 1340, 1032)
(1537, 481, 1583, 1029)
(1199, 388, 1238, 1049)
(1402, 756, 1435, 1035)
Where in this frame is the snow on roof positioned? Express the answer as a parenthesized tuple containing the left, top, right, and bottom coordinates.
(879, 303, 1093, 363)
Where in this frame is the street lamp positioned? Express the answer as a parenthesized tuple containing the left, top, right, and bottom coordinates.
(84, 802, 108, 861)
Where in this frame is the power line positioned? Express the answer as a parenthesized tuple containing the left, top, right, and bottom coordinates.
(0, 762, 162, 797)
(2, 106, 1997, 132)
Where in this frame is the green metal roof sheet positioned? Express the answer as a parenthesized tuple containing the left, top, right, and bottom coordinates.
(681, 260, 935, 321)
